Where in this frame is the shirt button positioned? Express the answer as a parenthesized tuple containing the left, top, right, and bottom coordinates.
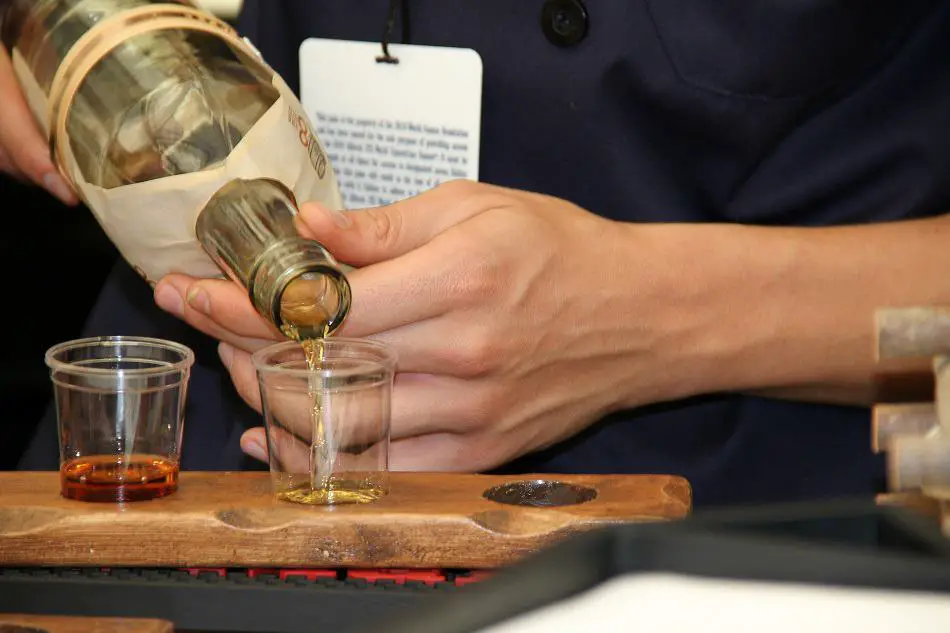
(540, 0, 589, 48)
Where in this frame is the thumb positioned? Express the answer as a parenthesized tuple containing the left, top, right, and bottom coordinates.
(298, 180, 497, 266)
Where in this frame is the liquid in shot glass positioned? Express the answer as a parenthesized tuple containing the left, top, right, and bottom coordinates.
(252, 338, 396, 505)
(45, 336, 194, 502)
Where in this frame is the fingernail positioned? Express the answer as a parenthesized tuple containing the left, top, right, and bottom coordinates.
(42, 172, 75, 205)
(154, 283, 184, 317)
(218, 342, 234, 370)
(243, 439, 267, 462)
(186, 286, 210, 315)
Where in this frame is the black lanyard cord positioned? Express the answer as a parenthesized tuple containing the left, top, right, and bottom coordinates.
(377, 0, 410, 63)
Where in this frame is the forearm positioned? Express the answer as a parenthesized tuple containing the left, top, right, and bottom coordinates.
(634, 215, 950, 408)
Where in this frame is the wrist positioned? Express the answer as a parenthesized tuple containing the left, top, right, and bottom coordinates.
(607, 221, 799, 409)
(605, 216, 946, 411)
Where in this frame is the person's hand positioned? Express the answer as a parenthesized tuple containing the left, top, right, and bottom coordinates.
(0, 48, 78, 204)
(154, 180, 706, 471)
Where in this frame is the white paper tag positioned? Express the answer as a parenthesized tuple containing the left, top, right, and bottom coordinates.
(299, 38, 483, 209)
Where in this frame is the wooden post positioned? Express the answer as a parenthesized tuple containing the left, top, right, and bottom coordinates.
(874, 307, 950, 537)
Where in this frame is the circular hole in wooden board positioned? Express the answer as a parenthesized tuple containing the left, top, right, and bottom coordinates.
(483, 479, 598, 507)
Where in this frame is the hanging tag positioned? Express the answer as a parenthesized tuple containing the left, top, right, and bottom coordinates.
(299, 38, 483, 209)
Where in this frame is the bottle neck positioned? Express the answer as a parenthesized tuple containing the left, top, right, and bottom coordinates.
(196, 178, 351, 338)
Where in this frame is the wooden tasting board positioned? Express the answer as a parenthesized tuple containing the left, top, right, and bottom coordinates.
(0, 472, 690, 569)
(0, 613, 173, 633)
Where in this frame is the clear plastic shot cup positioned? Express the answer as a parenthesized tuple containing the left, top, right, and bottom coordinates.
(45, 336, 195, 502)
(252, 338, 396, 505)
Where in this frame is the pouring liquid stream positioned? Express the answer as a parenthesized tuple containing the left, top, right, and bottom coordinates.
(280, 318, 334, 502)
(275, 269, 381, 504)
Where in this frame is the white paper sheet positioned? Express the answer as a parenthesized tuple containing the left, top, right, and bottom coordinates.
(479, 573, 950, 633)
(299, 38, 482, 209)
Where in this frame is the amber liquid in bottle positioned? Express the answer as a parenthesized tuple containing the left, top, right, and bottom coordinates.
(60, 454, 179, 502)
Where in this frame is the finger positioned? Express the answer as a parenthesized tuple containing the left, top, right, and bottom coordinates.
(155, 183, 512, 340)
(297, 179, 513, 266)
(154, 275, 281, 352)
(333, 237, 467, 337)
(156, 240, 478, 343)
(226, 347, 332, 475)
(245, 367, 472, 449)
(220, 342, 262, 411)
(0, 50, 77, 205)
(245, 426, 491, 472)
(332, 195, 520, 337)
(242, 374, 505, 472)
(239, 375, 391, 468)
(241, 427, 269, 462)
(248, 346, 393, 451)
(256, 423, 312, 474)
(246, 426, 501, 473)
(242, 424, 381, 481)
(362, 315, 497, 377)
(389, 372, 494, 440)
(226, 339, 350, 441)
(244, 415, 493, 472)
(389, 432, 501, 472)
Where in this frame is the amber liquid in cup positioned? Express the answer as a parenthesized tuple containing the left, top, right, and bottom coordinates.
(60, 454, 179, 502)
(254, 337, 395, 506)
(278, 321, 386, 505)
(46, 336, 194, 503)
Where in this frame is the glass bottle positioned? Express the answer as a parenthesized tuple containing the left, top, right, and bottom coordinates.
(197, 178, 351, 339)
(1, 0, 351, 336)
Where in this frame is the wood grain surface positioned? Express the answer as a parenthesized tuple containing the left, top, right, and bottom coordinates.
(0, 472, 690, 569)
(0, 614, 172, 633)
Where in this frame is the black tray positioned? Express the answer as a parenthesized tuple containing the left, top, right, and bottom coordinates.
(373, 498, 950, 633)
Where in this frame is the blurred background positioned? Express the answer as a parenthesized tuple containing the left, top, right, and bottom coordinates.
(0, 0, 244, 469)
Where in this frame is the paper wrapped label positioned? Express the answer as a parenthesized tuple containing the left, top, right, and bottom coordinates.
(11, 30, 343, 286)
(73, 75, 343, 285)
(75, 74, 344, 285)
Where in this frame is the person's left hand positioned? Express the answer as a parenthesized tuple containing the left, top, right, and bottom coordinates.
(154, 180, 701, 471)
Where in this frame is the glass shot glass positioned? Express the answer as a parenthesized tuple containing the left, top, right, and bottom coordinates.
(252, 338, 396, 505)
(45, 336, 195, 502)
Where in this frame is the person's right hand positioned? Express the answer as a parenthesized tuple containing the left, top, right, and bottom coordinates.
(0, 48, 77, 204)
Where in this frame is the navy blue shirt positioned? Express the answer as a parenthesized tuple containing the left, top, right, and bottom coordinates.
(21, 0, 950, 508)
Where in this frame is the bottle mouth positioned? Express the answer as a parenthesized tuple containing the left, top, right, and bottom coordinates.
(273, 265, 352, 339)
(245, 237, 352, 339)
